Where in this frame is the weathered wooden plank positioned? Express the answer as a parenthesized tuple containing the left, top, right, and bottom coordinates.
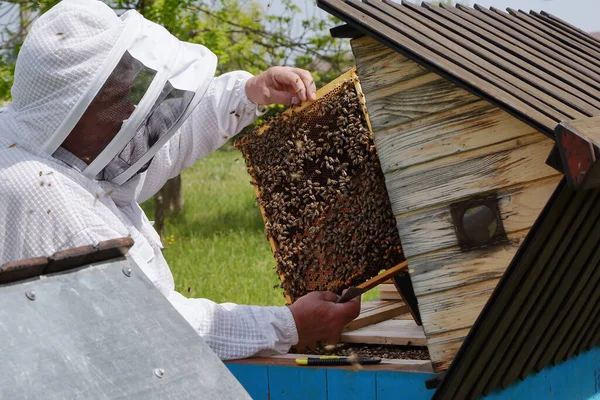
(379, 283, 402, 300)
(375, 100, 539, 173)
(425, 328, 470, 372)
(526, 11, 600, 61)
(385, 134, 555, 215)
(365, 73, 479, 131)
(537, 11, 600, 49)
(397, 176, 561, 257)
(418, 278, 500, 337)
(340, 319, 426, 346)
(351, 36, 429, 91)
(409, 230, 529, 297)
(431, 180, 573, 398)
(344, 300, 408, 332)
(473, 188, 600, 393)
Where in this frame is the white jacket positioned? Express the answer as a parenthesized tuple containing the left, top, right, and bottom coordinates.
(0, 0, 298, 360)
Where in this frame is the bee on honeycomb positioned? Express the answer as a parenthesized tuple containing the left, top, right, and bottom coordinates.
(235, 79, 404, 302)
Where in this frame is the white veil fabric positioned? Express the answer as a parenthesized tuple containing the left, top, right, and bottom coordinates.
(3, 0, 217, 184)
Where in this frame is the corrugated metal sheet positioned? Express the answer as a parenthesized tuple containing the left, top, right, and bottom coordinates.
(0, 240, 250, 400)
(317, 0, 600, 139)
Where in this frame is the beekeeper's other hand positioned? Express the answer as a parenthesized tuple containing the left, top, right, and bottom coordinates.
(288, 291, 361, 352)
(245, 66, 317, 106)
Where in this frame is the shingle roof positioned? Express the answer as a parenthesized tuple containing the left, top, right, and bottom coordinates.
(317, 0, 600, 140)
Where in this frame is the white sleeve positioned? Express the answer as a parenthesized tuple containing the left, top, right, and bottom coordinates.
(168, 291, 299, 360)
(137, 70, 260, 203)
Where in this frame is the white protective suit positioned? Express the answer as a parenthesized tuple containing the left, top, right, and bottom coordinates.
(0, 0, 298, 360)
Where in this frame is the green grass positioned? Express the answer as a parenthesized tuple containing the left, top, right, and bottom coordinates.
(141, 145, 378, 306)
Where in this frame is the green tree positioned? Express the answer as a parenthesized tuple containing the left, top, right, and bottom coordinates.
(0, 0, 352, 235)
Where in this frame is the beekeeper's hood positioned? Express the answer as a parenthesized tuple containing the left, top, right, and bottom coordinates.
(0, 0, 217, 185)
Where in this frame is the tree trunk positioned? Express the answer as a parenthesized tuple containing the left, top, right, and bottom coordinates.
(155, 174, 184, 238)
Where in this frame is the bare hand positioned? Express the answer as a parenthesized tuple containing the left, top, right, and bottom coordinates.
(245, 66, 317, 106)
(288, 291, 361, 351)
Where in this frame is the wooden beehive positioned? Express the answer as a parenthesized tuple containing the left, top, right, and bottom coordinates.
(235, 69, 407, 303)
(315, 0, 600, 373)
(351, 34, 562, 371)
(231, 2, 600, 398)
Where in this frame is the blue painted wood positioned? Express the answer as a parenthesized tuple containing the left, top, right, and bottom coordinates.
(226, 364, 269, 400)
(326, 369, 377, 400)
(229, 345, 600, 400)
(268, 366, 327, 400)
(376, 371, 435, 400)
(486, 345, 600, 400)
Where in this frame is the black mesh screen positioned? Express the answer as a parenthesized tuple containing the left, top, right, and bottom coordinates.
(100, 82, 195, 181)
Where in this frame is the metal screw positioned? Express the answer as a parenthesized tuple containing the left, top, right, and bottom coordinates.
(154, 368, 165, 378)
(122, 267, 132, 277)
(26, 290, 36, 301)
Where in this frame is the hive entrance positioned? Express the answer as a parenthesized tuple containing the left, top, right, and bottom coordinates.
(235, 69, 405, 302)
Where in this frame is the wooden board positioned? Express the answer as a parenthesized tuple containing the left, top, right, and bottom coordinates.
(360, 73, 479, 131)
(344, 300, 408, 332)
(374, 100, 539, 174)
(390, 2, 597, 117)
(425, 328, 470, 372)
(378, 283, 402, 300)
(397, 176, 561, 258)
(385, 134, 556, 215)
(418, 278, 500, 336)
(340, 319, 426, 346)
(428, 5, 600, 99)
(408, 229, 529, 297)
(352, 36, 430, 90)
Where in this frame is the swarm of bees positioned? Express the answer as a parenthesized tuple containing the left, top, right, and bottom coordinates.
(235, 78, 404, 302)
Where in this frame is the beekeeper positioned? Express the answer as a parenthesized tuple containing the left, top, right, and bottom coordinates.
(0, 0, 360, 360)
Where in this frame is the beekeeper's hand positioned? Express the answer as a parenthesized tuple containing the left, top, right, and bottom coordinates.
(245, 66, 317, 106)
(288, 291, 361, 352)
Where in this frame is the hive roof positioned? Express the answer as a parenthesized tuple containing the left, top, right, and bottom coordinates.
(317, 0, 600, 140)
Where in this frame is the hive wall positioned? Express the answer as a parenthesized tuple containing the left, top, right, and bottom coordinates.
(351, 36, 562, 372)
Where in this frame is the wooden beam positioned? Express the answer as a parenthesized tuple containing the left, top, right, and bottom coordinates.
(344, 300, 408, 332)
(340, 319, 427, 346)
(379, 283, 402, 300)
(364, 74, 479, 131)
